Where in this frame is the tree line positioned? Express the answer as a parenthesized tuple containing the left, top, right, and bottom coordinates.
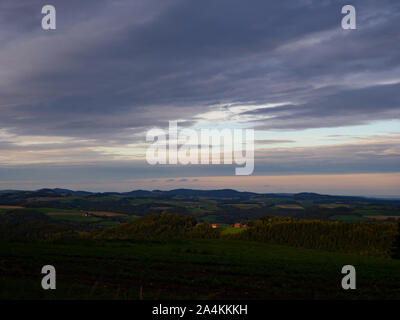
(223, 216, 399, 258)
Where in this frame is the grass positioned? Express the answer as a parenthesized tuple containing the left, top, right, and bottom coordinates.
(201, 215, 217, 222)
(119, 216, 140, 222)
(49, 215, 103, 223)
(355, 208, 400, 216)
(275, 204, 304, 209)
(58, 197, 84, 203)
(230, 204, 261, 209)
(36, 208, 83, 214)
(1, 239, 399, 300)
(0, 207, 82, 215)
(130, 199, 154, 205)
(95, 221, 121, 228)
(319, 204, 353, 208)
(331, 215, 372, 222)
(220, 227, 246, 235)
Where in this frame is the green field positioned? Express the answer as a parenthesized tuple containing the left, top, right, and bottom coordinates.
(220, 227, 246, 235)
(48, 215, 103, 223)
(320, 204, 352, 208)
(95, 221, 122, 228)
(201, 215, 217, 222)
(0, 207, 81, 215)
(119, 216, 140, 222)
(1, 188, 400, 224)
(331, 215, 371, 222)
(36, 208, 83, 214)
(1, 190, 400, 300)
(1, 239, 399, 300)
(356, 208, 400, 216)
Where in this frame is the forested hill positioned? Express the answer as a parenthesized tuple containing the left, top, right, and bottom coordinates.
(1, 188, 400, 225)
(0, 188, 399, 203)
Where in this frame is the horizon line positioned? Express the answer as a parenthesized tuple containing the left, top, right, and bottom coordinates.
(2, 187, 400, 200)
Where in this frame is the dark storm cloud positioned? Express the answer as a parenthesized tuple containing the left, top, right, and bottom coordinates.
(0, 0, 399, 140)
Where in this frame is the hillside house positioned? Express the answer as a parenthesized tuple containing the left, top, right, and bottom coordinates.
(233, 223, 248, 228)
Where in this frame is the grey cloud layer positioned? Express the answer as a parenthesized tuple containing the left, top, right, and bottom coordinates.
(1, 138, 400, 190)
(247, 83, 400, 130)
(0, 0, 399, 140)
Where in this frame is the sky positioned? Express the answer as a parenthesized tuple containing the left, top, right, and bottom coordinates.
(0, 0, 400, 196)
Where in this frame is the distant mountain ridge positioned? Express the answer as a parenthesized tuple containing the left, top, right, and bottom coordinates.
(0, 187, 398, 202)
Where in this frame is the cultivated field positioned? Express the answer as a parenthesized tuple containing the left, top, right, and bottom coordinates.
(1, 239, 400, 300)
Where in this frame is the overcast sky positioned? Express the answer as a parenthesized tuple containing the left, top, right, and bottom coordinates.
(0, 0, 400, 195)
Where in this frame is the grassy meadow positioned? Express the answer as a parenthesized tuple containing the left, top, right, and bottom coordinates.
(1, 239, 400, 300)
